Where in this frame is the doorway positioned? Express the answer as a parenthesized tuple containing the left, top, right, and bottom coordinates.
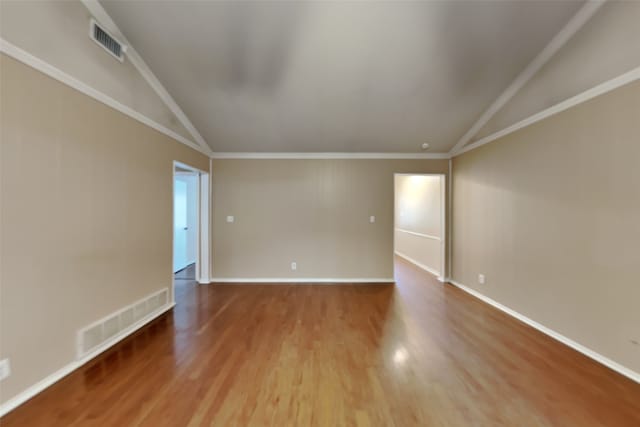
(172, 161, 210, 304)
(173, 173, 197, 274)
(393, 174, 446, 282)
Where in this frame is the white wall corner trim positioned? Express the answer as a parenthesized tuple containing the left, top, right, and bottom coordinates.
(209, 152, 451, 160)
(448, 0, 605, 156)
(197, 172, 211, 284)
(0, 301, 175, 417)
(395, 251, 442, 281)
(80, 0, 213, 156)
(454, 66, 640, 156)
(447, 159, 453, 280)
(0, 38, 209, 157)
(208, 278, 395, 284)
(448, 280, 640, 385)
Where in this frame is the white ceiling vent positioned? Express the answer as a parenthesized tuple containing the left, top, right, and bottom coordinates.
(89, 19, 126, 62)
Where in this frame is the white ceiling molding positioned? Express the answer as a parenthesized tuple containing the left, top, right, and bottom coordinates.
(448, 0, 605, 156)
(210, 152, 451, 160)
(80, 0, 213, 156)
(453, 66, 640, 157)
(0, 38, 209, 157)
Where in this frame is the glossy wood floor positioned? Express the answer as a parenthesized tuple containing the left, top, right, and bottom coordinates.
(174, 263, 196, 280)
(3, 257, 639, 426)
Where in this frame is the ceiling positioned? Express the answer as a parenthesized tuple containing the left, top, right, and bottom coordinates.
(100, 0, 584, 154)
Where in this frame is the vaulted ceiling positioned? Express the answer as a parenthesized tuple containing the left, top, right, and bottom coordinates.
(100, 0, 584, 154)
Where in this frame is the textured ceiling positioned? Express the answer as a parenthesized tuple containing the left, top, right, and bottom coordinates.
(101, 0, 584, 153)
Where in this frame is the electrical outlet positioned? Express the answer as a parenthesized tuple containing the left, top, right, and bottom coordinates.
(291, 262, 297, 271)
(478, 274, 486, 285)
(0, 359, 10, 381)
(226, 215, 234, 223)
(369, 215, 376, 223)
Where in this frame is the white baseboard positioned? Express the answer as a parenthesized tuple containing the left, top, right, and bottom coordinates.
(394, 251, 444, 281)
(448, 280, 640, 384)
(208, 278, 395, 284)
(0, 302, 175, 417)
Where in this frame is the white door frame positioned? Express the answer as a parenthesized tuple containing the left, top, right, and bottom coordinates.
(393, 173, 447, 282)
(172, 161, 210, 304)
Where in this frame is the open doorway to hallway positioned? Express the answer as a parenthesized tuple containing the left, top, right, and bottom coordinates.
(394, 174, 446, 282)
(173, 170, 198, 277)
(172, 161, 211, 304)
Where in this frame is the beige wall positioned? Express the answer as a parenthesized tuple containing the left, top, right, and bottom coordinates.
(0, 0, 193, 142)
(211, 159, 449, 279)
(394, 175, 444, 276)
(452, 80, 640, 373)
(473, 0, 640, 142)
(0, 54, 209, 404)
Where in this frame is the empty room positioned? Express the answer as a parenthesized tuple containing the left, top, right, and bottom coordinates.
(1, 0, 639, 425)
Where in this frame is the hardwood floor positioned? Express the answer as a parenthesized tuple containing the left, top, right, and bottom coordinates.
(174, 263, 196, 280)
(2, 257, 639, 426)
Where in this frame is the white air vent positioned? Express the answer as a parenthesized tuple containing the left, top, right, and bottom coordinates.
(89, 19, 126, 62)
(77, 288, 169, 359)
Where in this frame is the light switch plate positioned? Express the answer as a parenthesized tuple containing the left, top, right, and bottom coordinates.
(0, 359, 10, 381)
(478, 274, 486, 285)
(369, 216, 376, 223)
(291, 262, 297, 271)
(226, 216, 234, 223)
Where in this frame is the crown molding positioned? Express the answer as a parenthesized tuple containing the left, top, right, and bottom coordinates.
(80, 0, 213, 156)
(448, 0, 605, 156)
(0, 38, 209, 157)
(210, 152, 451, 160)
(454, 66, 640, 157)
(0, 36, 452, 162)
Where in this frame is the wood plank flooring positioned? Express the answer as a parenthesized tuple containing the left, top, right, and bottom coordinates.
(174, 263, 196, 280)
(2, 257, 639, 426)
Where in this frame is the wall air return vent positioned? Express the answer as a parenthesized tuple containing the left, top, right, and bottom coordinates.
(89, 19, 126, 62)
(76, 288, 169, 359)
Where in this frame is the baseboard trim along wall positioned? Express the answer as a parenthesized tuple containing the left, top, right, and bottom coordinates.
(207, 278, 395, 284)
(448, 280, 640, 385)
(0, 300, 175, 417)
(394, 251, 444, 282)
